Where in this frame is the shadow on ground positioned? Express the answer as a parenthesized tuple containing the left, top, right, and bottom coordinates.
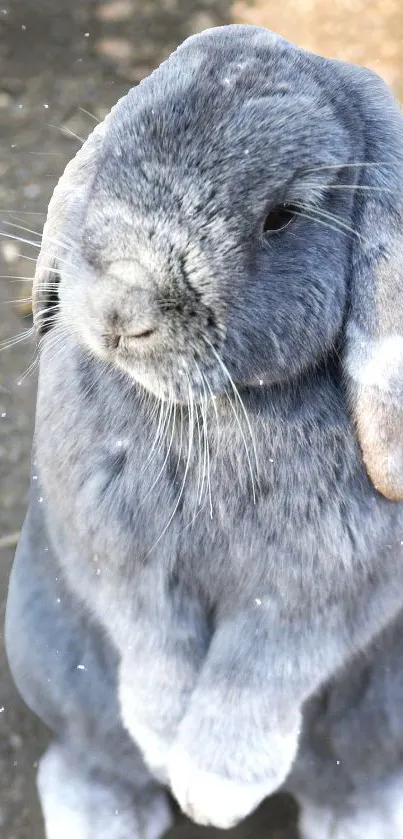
(0, 2, 297, 836)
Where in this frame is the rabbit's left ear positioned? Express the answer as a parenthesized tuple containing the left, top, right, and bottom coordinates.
(341, 65, 403, 500)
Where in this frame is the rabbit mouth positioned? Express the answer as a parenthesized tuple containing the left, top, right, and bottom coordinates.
(77, 322, 224, 403)
(114, 352, 227, 404)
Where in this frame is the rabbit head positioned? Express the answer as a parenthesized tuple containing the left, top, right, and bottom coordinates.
(33, 24, 403, 500)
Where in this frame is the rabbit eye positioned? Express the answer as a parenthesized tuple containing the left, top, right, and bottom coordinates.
(263, 205, 296, 234)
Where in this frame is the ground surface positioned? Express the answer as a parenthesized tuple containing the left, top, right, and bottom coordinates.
(0, 2, 298, 837)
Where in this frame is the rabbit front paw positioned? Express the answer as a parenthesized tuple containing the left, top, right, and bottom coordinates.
(168, 717, 300, 828)
(168, 749, 271, 828)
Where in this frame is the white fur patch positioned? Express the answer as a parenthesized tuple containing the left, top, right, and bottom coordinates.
(347, 327, 403, 394)
(169, 747, 271, 829)
(168, 731, 299, 830)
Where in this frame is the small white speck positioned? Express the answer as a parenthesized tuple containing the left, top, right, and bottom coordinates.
(56, 598, 61, 604)
(77, 664, 87, 671)
(244, 149, 250, 155)
(96, 568, 101, 575)
(254, 598, 262, 606)
(38, 496, 43, 503)
(16, 380, 21, 386)
(0, 707, 5, 713)
(1, 412, 6, 418)
(116, 440, 123, 447)
(17, 104, 23, 110)
(84, 32, 90, 37)
(32, 475, 37, 480)
(21, 24, 26, 30)
(44, 547, 49, 552)
(400, 541, 403, 546)
(336, 760, 340, 765)
(24, 183, 41, 199)
(269, 458, 274, 463)
(11, 143, 15, 148)
(43, 103, 49, 109)
(259, 379, 264, 386)
(93, 554, 99, 562)
(115, 810, 119, 816)
(127, 644, 132, 651)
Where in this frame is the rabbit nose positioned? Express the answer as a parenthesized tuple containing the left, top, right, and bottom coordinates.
(100, 262, 160, 347)
(105, 307, 158, 348)
(106, 327, 157, 350)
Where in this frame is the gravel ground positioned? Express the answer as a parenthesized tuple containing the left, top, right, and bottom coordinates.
(0, 2, 297, 837)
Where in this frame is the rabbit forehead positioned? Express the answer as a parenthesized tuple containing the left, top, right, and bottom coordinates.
(89, 42, 348, 220)
(114, 27, 325, 129)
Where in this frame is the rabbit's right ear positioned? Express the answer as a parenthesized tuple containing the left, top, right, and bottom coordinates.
(340, 64, 403, 500)
(33, 119, 107, 334)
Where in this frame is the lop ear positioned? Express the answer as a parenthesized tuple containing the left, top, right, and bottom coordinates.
(33, 118, 107, 334)
(339, 64, 403, 500)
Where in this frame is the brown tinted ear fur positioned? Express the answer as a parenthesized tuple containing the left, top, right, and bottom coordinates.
(340, 64, 403, 500)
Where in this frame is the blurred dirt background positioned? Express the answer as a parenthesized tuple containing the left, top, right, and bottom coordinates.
(0, 1, 402, 837)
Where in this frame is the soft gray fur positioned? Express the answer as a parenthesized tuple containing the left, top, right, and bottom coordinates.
(6, 24, 403, 838)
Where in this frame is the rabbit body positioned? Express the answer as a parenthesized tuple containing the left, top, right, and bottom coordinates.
(6, 24, 403, 838)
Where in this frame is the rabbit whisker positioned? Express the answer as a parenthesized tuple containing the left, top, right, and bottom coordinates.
(171, 401, 184, 489)
(137, 391, 176, 522)
(17, 353, 40, 385)
(202, 380, 213, 518)
(194, 396, 204, 507)
(28, 151, 67, 156)
(295, 206, 364, 244)
(0, 325, 35, 352)
(0, 279, 58, 290)
(47, 122, 85, 144)
(193, 358, 213, 508)
(302, 183, 394, 193)
(0, 210, 46, 216)
(203, 369, 221, 449)
(303, 162, 394, 173)
(139, 396, 169, 478)
(79, 107, 100, 123)
(39, 324, 70, 353)
(0, 231, 42, 250)
(0, 234, 76, 272)
(144, 376, 194, 557)
(206, 339, 258, 503)
(3, 220, 76, 250)
(199, 397, 208, 511)
(1, 297, 33, 305)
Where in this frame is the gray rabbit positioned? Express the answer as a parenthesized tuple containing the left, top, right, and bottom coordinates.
(6, 23, 403, 839)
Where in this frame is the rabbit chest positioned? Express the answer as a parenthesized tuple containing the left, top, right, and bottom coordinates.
(34, 340, 401, 648)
